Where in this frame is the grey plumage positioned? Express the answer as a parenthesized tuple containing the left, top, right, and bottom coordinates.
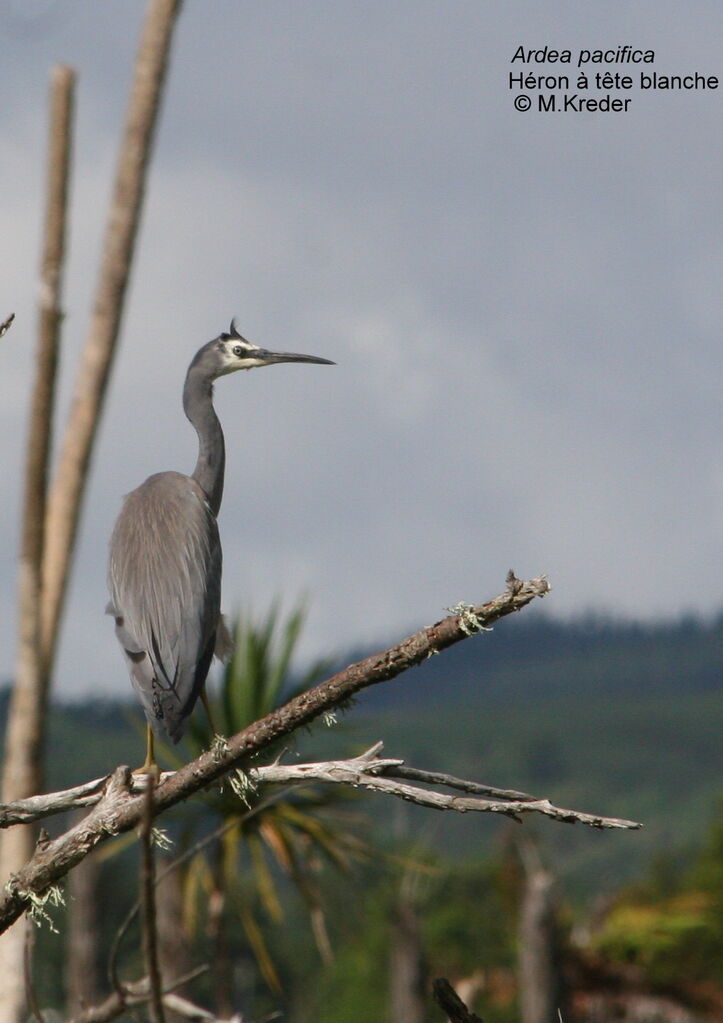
(107, 321, 333, 747)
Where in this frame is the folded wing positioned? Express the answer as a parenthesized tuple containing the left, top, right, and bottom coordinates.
(107, 471, 222, 742)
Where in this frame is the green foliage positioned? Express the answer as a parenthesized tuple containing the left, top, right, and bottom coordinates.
(593, 894, 715, 985)
(592, 799, 723, 990)
(691, 795, 723, 903)
(304, 855, 519, 1023)
(211, 600, 332, 743)
(421, 859, 516, 977)
(347, 687, 723, 896)
(174, 603, 368, 1000)
(309, 885, 390, 1023)
(6, 609, 722, 1015)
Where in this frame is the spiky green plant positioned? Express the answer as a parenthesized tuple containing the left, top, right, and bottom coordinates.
(175, 602, 369, 1001)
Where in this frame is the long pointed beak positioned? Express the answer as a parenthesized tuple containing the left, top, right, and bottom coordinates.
(256, 348, 335, 366)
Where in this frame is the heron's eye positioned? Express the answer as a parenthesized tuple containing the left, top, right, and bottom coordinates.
(232, 344, 243, 358)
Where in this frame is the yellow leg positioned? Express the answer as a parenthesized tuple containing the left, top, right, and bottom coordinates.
(200, 685, 218, 736)
(133, 724, 158, 776)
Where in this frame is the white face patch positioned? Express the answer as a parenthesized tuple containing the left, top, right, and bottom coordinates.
(218, 337, 266, 373)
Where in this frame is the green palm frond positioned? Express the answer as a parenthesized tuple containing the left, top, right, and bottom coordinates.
(182, 851, 213, 936)
(273, 801, 368, 873)
(177, 601, 367, 993)
(247, 831, 284, 923)
(237, 902, 283, 995)
(187, 599, 332, 755)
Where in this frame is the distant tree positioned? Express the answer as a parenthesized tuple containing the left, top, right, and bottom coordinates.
(155, 853, 194, 1023)
(308, 853, 522, 1023)
(0, 2, 183, 1018)
(65, 817, 104, 1013)
(517, 854, 565, 1023)
(581, 797, 723, 1015)
(389, 873, 428, 1023)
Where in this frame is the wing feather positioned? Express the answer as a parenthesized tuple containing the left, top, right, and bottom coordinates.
(107, 471, 222, 742)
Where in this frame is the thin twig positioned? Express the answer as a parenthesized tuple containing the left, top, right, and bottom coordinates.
(0, 774, 109, 827)
(254, 748, 642, 830)
(107, 782, 298, 990)
(159, 993, 243, 1022)
(366, 763, 536, 802)
(67, 966, 208, 1023)
(141, 774, 166, 1023)
(0, 312, 15, 338)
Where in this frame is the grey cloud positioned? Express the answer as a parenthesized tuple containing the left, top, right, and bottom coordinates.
(0, 2, 721, 696)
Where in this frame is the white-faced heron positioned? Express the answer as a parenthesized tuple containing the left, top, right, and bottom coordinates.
(107, 320, 334, 771)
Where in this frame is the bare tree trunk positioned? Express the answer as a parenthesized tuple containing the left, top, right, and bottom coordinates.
(518, 864, 565, 1023)
(389, 895, 427, 1023)
(0, 63, 74, 1023)
(140, 781, 167, 1023)
(66, 821, 103, 1014)
(0, 4, 183, 1019)
(156, 857, 193, 1023)
(41, 0, 184, 674)
(208, 878, 234, 1017)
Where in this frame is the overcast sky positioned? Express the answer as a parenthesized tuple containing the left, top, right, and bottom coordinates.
(1, 1, 721, 700)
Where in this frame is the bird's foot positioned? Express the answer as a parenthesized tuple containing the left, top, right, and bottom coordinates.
(132, 759, 161, 781)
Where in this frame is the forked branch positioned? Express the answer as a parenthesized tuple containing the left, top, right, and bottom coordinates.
(0, 574, 572, 935)
(66, 966, 208, 1023)
(0, 743, 641, 833)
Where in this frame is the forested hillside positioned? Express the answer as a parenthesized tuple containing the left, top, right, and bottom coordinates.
(336, 608, 723, 892)
(2, 608, 721, 1019)
(3, 608, 721, 891)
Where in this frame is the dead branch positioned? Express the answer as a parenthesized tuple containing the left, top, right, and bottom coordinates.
(66, 966, 207, 1023)
(106, 785, 301, 995)
(433, 978, 486, 1023)
(365, 763, 537, 802)
(141, 776, 166, 1023)
(0, 775, 109, 827)
(2, 62, 75, 811)
(0, 312, 15, 338)
(0, 63, 76, 1020)
(158, 994, 245, 1022)
(256, 746, 641, 830)
(41, 0, 183, 675)
(0, 576, 561, 934)
(0, 572, 548, 830)
(0, 745, 641, 833)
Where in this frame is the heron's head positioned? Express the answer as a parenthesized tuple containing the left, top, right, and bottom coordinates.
(193, 319, 334, 379)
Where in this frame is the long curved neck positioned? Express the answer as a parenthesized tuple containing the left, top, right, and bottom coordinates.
(183, 365, 225, 517)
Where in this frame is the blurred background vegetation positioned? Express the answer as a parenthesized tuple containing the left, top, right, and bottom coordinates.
(5, 604, 723, 1021)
